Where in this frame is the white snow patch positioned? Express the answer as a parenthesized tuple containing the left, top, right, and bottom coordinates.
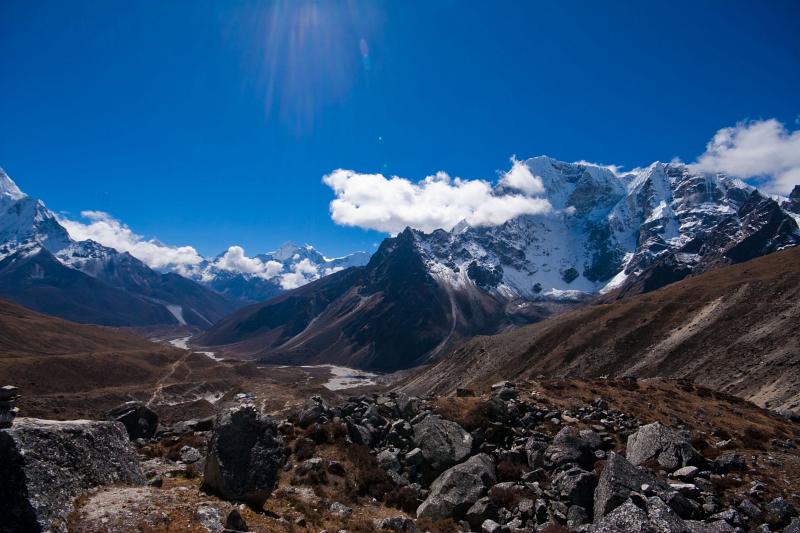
(165, 305, 187, 326)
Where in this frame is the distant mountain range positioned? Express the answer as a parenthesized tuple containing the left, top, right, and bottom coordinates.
(198, 157, 799, 370)
(0, 169, 369, 327)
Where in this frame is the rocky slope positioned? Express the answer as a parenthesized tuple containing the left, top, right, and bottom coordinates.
(11, 377, 799, 532)
(399, 246, 800, 412)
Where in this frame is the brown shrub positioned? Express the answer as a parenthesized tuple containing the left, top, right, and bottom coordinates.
(496, 460, 526, 482)
(740, 426, 769, 450)
(434, 397, 490, 431)
(292, 437, 316, 460)
(415, 518, 461, 533)
(291, 468, 328, 487)
(349, 444, 395, 500)
(386, 485, 421, 513)
(304, 421, 348, 445)
(488, 485, 518, 509)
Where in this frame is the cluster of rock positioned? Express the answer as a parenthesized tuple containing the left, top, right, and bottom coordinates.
(285, 381, 800, 532)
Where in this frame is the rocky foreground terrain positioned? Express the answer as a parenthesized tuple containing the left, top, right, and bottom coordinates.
(3, 377, 800, 533)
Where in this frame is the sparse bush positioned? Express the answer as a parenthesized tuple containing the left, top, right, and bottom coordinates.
(386, 485, 421, 513)
(488, 484, 518, 509)
(292, 437, 316, 460)
(349, 444, 395, 499)
(496, 460, 526, 482)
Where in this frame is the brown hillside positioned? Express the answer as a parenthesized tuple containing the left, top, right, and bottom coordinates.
(399, 246, 800, 411)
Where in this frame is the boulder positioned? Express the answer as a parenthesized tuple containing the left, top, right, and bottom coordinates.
(412, 415, 473, 472)
(524, 433, 549, 468)
(297, 396, 331, 428)
(105, 401, 159, 440)
(593, 452, 662, 519)
(0, 417, 145, 533)
(202, 405, 284, 509)
(551, 466, 598, 511)
(416, 453, 496, 520)
(465, 496, 498, 529)
(626, 422, 702, 470)
(545, 426, 595, 469)
(765, 497, 797, 528)
(590, 497, 689, 532)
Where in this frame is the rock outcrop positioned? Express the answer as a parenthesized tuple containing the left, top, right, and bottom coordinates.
(0, 418, 144, 533)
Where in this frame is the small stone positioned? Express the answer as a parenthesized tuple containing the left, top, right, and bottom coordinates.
(671, 466, 699, 481)
(179, 445, 202, 463)
(330, 502, 353, 518)
(481, 519, 502, 533)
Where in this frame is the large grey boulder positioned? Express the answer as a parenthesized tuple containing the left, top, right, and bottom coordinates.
(412, 415, 473, 472)
(105, 401, 159, 440)
(416, 453, 496, 520)
(0, 418, 145, 533)
(552, 466, 598, 511)
(594, 452, 663, 519)
(626, 422, 702, 471)
(202, 405, 285, 509)
(545, 426, 595, 470)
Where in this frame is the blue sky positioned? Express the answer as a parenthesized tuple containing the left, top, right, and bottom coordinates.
(1, 0, 799, 257)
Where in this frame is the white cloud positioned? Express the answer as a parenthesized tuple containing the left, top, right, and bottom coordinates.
(279, 258, 320, 289)
(499, 157, 545, 195)
(322, 164, 552, 234)
(213, 246, 283, 279)
(59, 210, 204, 271)
(692, 119, 800, 195)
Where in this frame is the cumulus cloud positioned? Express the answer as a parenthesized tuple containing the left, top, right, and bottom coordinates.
(692, 119, 800, 195)
(322, 164, 552, 234)
(59, 210, 204, 271)
(499, 158, 545, 195)
(213, 246, 283, 279)
(279, 258, 319, 289)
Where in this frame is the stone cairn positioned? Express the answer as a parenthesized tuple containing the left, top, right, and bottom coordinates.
(0, 385, 20, 428)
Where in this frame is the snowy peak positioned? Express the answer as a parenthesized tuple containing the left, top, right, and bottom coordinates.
(0, 168, 26, 201)
(407, 156, 799, 301)
(0, 170, 72, 255)
(270, 241, 306, 262)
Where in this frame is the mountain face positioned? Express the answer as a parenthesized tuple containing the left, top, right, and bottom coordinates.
(183, 242, 370, 304)
(0, 170, 238, 327)
(199, 157, 798, 371)
(398, 246, 800, 412)
(197, 228, 572, 371)
(411, 157, 799, 301)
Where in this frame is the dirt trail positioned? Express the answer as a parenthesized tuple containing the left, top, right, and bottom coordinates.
(146, 350, 192, 407)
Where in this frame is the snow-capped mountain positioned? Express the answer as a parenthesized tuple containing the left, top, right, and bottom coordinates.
(410, 157, 799, 300)
(199, 156, 799, 371)
(0, 168, 370, 325)
(0, 168, 71, 259)
(0, 170, 238, 327)
(182, 242, 371, 303)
